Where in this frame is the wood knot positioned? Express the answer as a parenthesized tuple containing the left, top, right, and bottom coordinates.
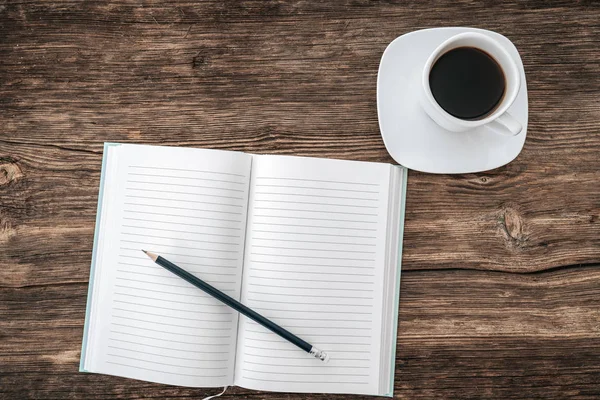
(0, 158, 23, 187)
(192, 53, 206, 69)
(0, 218, 16, 244)
(476, 174, 496, 185)
(127, 130, 143, 140)
(41, 350, 80, 365)
(498, 206, 528, 248)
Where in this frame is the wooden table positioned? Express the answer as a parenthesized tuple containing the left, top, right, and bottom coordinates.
(1, 1, 599, 399)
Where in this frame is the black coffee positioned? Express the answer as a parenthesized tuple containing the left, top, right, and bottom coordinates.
(429, 47, 505, 120)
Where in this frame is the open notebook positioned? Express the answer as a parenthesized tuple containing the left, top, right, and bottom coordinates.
(80, 143, 407, 397)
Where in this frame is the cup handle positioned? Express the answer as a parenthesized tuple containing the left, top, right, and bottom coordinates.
(485, 112, 522, 136)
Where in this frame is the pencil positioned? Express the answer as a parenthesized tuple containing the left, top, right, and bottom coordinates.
(142, 250, 330, 362)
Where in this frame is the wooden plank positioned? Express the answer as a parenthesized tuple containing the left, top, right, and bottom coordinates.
(1, 0, 599, 398)
(1, 267, 599, 399)
(1, 134, 599, 289)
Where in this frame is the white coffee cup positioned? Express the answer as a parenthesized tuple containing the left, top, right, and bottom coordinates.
(420, 32, 522, 136)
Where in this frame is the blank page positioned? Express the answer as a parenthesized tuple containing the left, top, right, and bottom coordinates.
(234, 155, 393, 396)
(81, 144, 252, 387)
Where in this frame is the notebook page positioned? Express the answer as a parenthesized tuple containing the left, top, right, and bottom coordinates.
(84, 144, 252, 387)
(234, 155, 392, 396)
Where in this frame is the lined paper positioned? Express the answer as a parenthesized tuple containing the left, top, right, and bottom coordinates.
(87, 144, 252, 387)
(235, 155, 392, 395)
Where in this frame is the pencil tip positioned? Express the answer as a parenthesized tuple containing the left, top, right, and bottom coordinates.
(142, 249, 158, 262)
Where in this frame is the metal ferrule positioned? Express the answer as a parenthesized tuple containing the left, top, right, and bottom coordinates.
(309, 347, 330, 363)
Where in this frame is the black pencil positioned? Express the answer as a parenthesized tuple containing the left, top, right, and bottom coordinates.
(142, 250, 330, 362)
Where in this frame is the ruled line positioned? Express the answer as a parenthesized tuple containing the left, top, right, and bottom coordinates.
(116, 269, 233, 282)
(244, 328, 371, 338)
(111, 324, 230, 339)
(121, 239, 238, 251)
(129, 165, 246, 177)
(243, 344, 371, 354)
(122, 222, 242, 234)
(123, 211, 241, 224)
(119, 255, 238, 269)
(254, 184, 378, 194)
(117, 256, 237, 276)
(117, 262, 237, 276)
(121, 233, 241, 246)
(120, 249, 238, 261)
(125, 194, 243, 208)
(245, 337, 370, 346)
(248, 306, 372, 315)
(107, 353, 229, 371)
(253, 207, 377, 217)
(107, 345, 230, 360)
(128, 172, 245, 185)
(113, 299, 234, 315)
(251, 252, 375, 262)
(123, 224, 242, 235)
(255, 191, 377, 201)
(253, 214, 378, 224)
(243, 344, 303, 352)
(106, 361, 227, 378)
(124, 202, 243, 215)
(112, 315, 233, 330)
(243, 352, 369, 361)
(251, 237, 376, 246)
(251, 245, 376, 254)
(114, 292, 228, 307)
(242, 360, 369, 369)
(245, 298, 373, 308)
(253, 199, 378, 209)
(249, 267, 374, 277)
(115, 276, 237, 291)
(240, 375, 368, 384)
(244, 315, 372, 322)
(248, 282, 374, 292)
(241, 368, 368, 377)
(113, 307, 233, 322)
(247, 290, 373, 300)
(127, 187, 245, 200)
(120, 244, 238, 254)
(243, 344, 369, 354)
(127, 179, 245, 193)
(110, 329, 230, 344)
(110, 336, 229, 349)
(255, 177, 379, 186)
(115, 284, 236, 298)
(249, 260, 375, 270)
(251, 229, 376, 239)
(246, 322, 372, 331)
(127, 180, 245, 193)
(252, 222, 377, 232)
(249, 275, 374, 285)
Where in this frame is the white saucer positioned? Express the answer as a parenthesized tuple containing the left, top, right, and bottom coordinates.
(377, 27, 528, 174)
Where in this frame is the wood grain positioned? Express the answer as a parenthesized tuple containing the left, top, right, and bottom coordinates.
(1, 0, 599, 398)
